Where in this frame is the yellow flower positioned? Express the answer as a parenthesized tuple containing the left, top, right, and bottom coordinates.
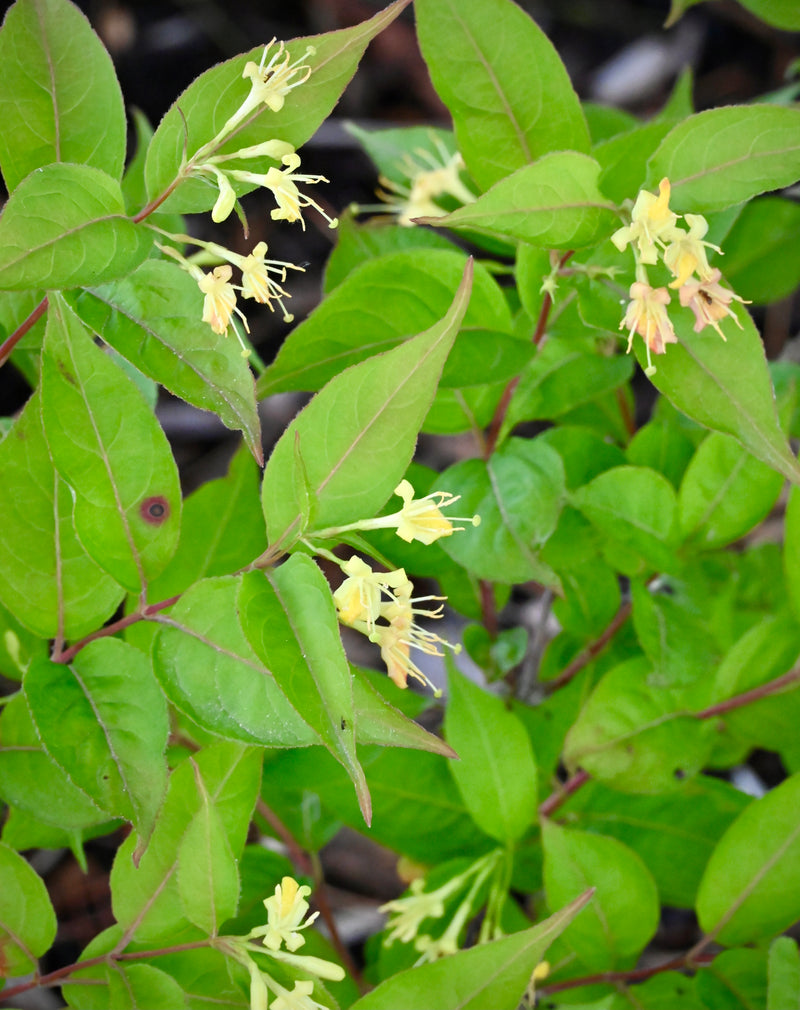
(612, 178, 677, 265)
(242, 39, 315, 114)
(333, 557, 409, 632)
(257, 877, 319, 953)
(198, 265, 240, 335)
(231, 153, 338, 230)
(210, 170, 237, 223)
(678, 268, 748, 340)
(378, 148, 475, 226)
(392, 479, 480, 544)
(271, 979, 326, 1010)
(621, 281, 677, 352)
(240, 241, 299, 322)
(663, 214, 721, 288)
(370, 591, 456, 694)
(380, 877, 448, 945)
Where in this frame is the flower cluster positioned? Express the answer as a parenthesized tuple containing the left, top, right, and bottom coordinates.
(379, 851, 502, 964)
(186, 41, 338, 233)
(370, 136, 475, 226)
(612, 178, 748, 376)
(318, 481, 479, 693)
(219, 876, 344, 1010)
(156, 232, 302, 353)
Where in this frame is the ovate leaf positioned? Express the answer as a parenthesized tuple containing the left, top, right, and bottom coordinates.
(41, 295, 181, 592)
(0, 390, 123, 639)
(542, 820, 659, 970)
(424, 153, 616, 249)
(445, 666, 537, 842)
(239, 557, 370, 823)
(262, 260, 473, 550)
(0, 164, 150, 290)
(415, 0, 589, 190)
(72, 260, 262, 462)
(0, 0, 126, 191)
(351, 892, 593, 1010)
(647, 106, 800, 213)
(634, 299, 800, 485)
(696, 772, 800, 946)
(25, 639, 168, 841)
(0, 841, 56, 976)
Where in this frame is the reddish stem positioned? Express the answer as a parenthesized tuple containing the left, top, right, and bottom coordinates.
(541, 950, 715, 996)
(479, 579, 499, 638)
(0, 296, 49, 368)
(694, 665, 800, 720)
(53, 594, 181, 664)
(539, 768, 591, 818)
(545, 600, 632, 693)
(483, 251, 574, 459)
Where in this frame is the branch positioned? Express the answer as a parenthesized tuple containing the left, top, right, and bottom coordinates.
(540, 949, 715, 996)
(0, 296, 49, 369)
(53, 594, 181, 664)
(483, 250, 574, 459)
(539, 768, 591, 818)
(694, 665, 800, 720)
(545, 600, 632, 693)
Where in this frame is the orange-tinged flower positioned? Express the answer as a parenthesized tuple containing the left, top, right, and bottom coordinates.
(621, 281, 677, 356)
(678, 268, 748, 340)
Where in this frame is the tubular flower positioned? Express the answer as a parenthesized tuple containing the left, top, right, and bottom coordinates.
(392, 480, 480, 545)
(270, 979, 328, 1010)
(620, 281, 676, 376)
(198, 265, 244, 335)
(663, 213, 721, 288)
(333, 557, 411, 634)
(239, 241, 300, 322)
(611, 177, 677, 264)
(252, 877, 319, 953)
(378, 148, 475, 226)
(242, 39, 315, 114)
(678, 268, 748, 340)
(370, 593, 457, 694)
(380, 877, 449, 945)
(231, 152, 338, 230)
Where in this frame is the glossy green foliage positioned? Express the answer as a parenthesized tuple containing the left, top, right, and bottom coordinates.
(0, 0, 799, 1006)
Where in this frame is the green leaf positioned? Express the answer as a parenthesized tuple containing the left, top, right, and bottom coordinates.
(679, 431, 785, 549)
(444, 666, 537, 842)
(721, 196, 800, 305)
(72, 260, 262, 462)
(145, 2, 410, 214)
(323, 213, 459, 293)
(111, 742, 260, 943)
(41, 295, 181, 592)
(572, 466, 680, 574)
(24, 639, 168, 841)
(238, 557, 370, 824)
(564, 656, 713, 792)
(262, 259, 473, 551)
(695, 948, 767, 1010)
(505, 337, 633, 431)
(542, 821, 659, 970)
(258, 250, 510, 398)
(415, 0, 589, 191)
(697, 772, 800, 946)
(351, 670, 455, 758)
(562, 775, 749, 908)
(595, 120, 676, 205)
(347, 123, 459, 186)
(351, 892, 592, 1010)
(768, 937, 800, 1010)
(0, 0, 126, 191)
(627, 417, 696, 490)
(0, 164, 150, 290)
(0, 390, 124, 639)
(142, 444, 266, 604)
(736, 0, 800, 30)
(635, 303, 800, 485)
(177, 772, 239, 935)
(0, 694, 109, 831)
(425, 153, 616, 248)
(647, 106, 800, 213)
(152, 576, 320, 747)
(439, 437, 565, 586)
(583, 102, 638, 144)
(0, 841, 56, 976)
(68, 961, 189, 1010)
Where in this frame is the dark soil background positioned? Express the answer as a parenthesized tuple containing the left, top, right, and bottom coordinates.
(1, 2, 799, 1006)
